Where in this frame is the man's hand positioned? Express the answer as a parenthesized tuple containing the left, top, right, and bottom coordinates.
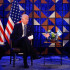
(28, 35, 33, 40)
(44, 33, 50, 38)
(28, 39, 32, 40)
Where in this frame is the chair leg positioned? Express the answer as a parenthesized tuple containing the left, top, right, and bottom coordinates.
(31, 56, 33, 66)
(23, 55, 24, 63)
(13, 54, 15, 67)
(10, 55, 12, 64)
(10, 50, 12, 64)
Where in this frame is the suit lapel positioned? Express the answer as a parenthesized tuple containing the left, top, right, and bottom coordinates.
(18, 23, 23, 36)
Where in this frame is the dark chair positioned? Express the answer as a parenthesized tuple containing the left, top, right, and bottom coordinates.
(10, 40, 33, 67)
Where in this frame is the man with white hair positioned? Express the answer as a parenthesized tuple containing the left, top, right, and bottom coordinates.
(10, 14, 40, 68)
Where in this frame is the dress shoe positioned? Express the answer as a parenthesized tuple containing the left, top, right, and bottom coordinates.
(24, 64, 29, 68)
(0, 56, 2, 60)
(32, 56, 41, 60)
(0, 57, 1, 60)
(68, 55, 70, 59)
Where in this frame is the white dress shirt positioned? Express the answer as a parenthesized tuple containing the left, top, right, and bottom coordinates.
(22, 22, 25, 37)
(22, 23, 33, 40)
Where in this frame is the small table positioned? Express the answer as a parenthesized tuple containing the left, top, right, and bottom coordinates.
(43, 41, 62, 65)
(44, 41, 61, 43)
(44, 41, 62, 47)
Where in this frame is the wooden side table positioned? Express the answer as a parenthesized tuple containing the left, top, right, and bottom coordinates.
(43, 41, 62, 65)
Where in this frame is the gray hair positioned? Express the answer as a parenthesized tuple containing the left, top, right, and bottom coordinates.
(21, 14, 29, 19)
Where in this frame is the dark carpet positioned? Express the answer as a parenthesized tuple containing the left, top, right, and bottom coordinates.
(0, 56, 70, 70)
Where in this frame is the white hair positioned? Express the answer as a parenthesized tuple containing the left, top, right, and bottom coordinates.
(21, 14, 29, 19)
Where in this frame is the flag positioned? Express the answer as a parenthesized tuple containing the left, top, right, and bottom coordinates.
(57, 29, 62, 36)
(0, 20, 5, 45)
(5, 0, 21, 43)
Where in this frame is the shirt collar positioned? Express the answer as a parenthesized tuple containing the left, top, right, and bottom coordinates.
(22, 22, 24, 27)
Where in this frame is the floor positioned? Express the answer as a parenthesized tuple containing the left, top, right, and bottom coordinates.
(0, 55, 70, 70)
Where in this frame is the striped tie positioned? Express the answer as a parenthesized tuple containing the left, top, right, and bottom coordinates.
(24, 25, 27, 36)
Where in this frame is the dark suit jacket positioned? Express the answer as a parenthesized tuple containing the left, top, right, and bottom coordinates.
(10, 23, 33, 41)
(10, 23, 33, 50)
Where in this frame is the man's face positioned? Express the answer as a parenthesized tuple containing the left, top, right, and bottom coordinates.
(21, 15, 29, 25)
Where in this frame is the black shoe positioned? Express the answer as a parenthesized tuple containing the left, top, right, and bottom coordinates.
(32, 56, 41, 60)
(24, 64, 29, 68)
(68, 55, 70, 59)
(0, 57, 1, 60)
(0, 56, 2, 60)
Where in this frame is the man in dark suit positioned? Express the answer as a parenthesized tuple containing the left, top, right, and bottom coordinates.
(10, 14, 40, 68)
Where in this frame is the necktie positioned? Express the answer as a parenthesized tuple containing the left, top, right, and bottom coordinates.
(24, 25, 27, 36)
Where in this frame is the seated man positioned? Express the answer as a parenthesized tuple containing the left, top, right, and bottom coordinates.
(10, 14, 40, 68)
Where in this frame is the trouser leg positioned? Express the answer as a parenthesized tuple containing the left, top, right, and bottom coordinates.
(23, 53, 27, 66)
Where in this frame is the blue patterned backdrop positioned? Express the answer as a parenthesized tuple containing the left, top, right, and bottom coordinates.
(0, 0, 70, 55)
